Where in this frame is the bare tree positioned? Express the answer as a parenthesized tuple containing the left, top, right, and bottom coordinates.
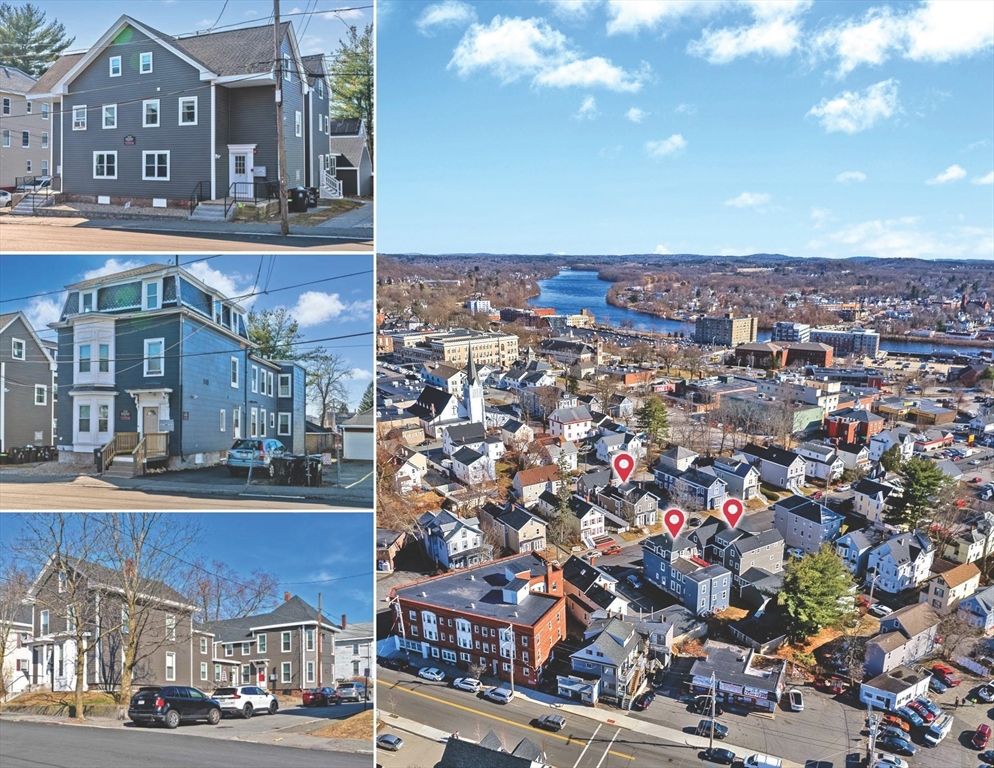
(936, 608, 983, 661)
(307, 350, 355, 427)
(184, 559, 280, 625)
(0, 562, 31, 700)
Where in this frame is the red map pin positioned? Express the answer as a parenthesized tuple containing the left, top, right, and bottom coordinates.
(612, 451, 635, 483)
(722, 498, 744, 528)
(663, 507, 686, 539)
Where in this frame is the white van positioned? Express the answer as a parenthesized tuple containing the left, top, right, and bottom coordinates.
(744, 755, 783, 768)
(923, 713, 953, 746)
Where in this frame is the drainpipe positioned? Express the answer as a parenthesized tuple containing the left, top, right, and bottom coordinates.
(1, 361, 6, 451)
(177, 315, 184, 464)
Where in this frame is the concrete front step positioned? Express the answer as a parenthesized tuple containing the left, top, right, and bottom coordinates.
(190, 203, 232, 222)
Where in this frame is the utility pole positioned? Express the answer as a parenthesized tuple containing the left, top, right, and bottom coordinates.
(317, 592, 322, 687)
(709, 671, 716, 751)
(273, 0, 290, 236)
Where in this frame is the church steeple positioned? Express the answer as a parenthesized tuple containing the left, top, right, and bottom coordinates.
(463, 343, 485, 425)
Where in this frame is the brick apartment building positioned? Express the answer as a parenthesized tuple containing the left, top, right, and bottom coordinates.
(390, 553, 566, 688)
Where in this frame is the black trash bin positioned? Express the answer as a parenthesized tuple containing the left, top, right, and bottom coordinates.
(10, 447, 23, 464)
(289, 187, 308, 213)
(305, 456, 323, 487)
(306, 187, 318, 207)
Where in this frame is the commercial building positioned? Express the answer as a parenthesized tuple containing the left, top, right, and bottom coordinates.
(694, 313, 758, 347)
(809, 328, 880, 358)
(688, 640, 787, 713)
(771, 322, 811, 344)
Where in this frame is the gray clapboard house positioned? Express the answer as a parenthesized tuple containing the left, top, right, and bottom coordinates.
(24, 16, 340, 216)
(1, 311, 57, 450)
(327, 118, 373, 197)
(50, 262, 306, 473)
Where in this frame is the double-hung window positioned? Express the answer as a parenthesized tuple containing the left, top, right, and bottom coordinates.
(257, 634, 267, 653)
(41, 103, 49, 120)
(281, 631, 291, 652)
(11, 338, 25, 360)
(305, 628, 315, 651)
(278, 374, 291, 397)
(281, 662, 291, 684)
(143, 99, 160, 127)
(165, 652, 176, 681)
(278, 413, 291, 436)
(1, 97, 8, 115)
(142, 151, 170, 181)
(295, 111, 302, 137)
(98, 404, 109, 433)
(41, 131, 48, 148)
(34, 385, 47, 406)
(230, 357, 239, 388)
(109, 56, 121, 76)
(251, 365, 258, 393)
(21, 131, 29, 147)
(2, 130, 9, 147)
(102, 104, 117, 129)
(78, 405, 91, 433)
(72, 105, 87, 130)
(144, 338, 164, 376)
(144, 281, 160, 310)
(93, 151, 117, 179)
(165, 615, 176, 641)
(178, 96, 198, 125)
(78, 344, 91, 373)
(98, 343, 110, 373)
(140, 52, 153, 73)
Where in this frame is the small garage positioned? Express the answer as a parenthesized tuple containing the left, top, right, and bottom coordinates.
(340, 409, 374, 461)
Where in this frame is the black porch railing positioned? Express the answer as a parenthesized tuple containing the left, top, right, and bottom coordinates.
(13, 175, 61, 214)
(188, 180, 211, 215)
(224, 178, 279, 219)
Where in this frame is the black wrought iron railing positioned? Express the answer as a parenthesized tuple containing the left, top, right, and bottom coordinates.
(13, 175, 60, 214)
(188, 180, 211, 215)
(224, 178, 278, 218)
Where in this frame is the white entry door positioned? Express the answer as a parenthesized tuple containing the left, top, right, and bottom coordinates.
(228, 145, 256, 197)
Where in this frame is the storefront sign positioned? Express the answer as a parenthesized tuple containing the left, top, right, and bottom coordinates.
(744, 685, 770, 699)
(718, 681, 744, 695)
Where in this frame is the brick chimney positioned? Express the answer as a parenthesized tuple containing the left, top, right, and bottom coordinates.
(284, 591, 291, 602)
(341, 613, 347, 629)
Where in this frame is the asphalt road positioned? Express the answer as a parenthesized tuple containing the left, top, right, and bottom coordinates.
(0, 720, 370, 768)
(0, 482, 347, 509)
(0, 220, 372, 251)
(377, 669, 701, 768)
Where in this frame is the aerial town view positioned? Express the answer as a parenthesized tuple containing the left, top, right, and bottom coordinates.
(372, 1, 993, 767)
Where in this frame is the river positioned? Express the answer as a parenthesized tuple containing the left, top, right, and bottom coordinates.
(529, 269, 984, 356)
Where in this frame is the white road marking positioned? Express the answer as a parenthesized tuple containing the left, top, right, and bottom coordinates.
(594, 728, 622, 768)
(572, 723, 602, 768)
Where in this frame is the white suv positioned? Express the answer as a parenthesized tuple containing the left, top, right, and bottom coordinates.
(336, 682, 368, 702)
(212, 686, 278, 719)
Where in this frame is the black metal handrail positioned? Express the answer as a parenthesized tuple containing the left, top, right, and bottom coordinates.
(224, 178, 278, 219)
(13, 175, 60, 215)
(188, 180, 210, 215)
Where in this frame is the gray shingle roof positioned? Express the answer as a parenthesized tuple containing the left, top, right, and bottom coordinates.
(329, 135, 368, 169)
(205, 595, 332, 643)
(0, 66, 37, 94)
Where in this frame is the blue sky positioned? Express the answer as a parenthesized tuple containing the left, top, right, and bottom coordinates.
(377, 0, 994, 259)
(0, 512, 374, 623)
(0, 255, 374, 410)
(29, 0, 371, 58)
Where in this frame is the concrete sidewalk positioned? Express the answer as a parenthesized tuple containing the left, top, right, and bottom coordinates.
(510, 687, 805, 768)
(0, 711, 372, 754)
(378, 711, 456, 743)
(316, 200, 372, 229)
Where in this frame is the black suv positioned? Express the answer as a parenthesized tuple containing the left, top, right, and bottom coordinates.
(128, 686, 222, 729)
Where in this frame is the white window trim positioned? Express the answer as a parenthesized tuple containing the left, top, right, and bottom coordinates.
(143, 99, 160, 127)
(140, 52, 153, 74)
(11, 338, 26, 360)
(143, 279, 162, 311)
(281, 631, 291, 653)
(257, 634, 266, 653)
(278, 412, 291, 436)
(305, 628, 315, 651)
(34, 384, 47, 406)
(270, 412, 275, 429)
(250, 407, 258, 438)
(278, 374, 291, 397)
(41, 102, 49, 120)
(200, 637, 208, 654)
(294, 110, 302, 138)
(306, 661, 315, 683)
(165, 615, 176, 641)
(281, 662, 291, 683)
(144, 338, 165, 377)
(142, 150, 170, 181)
(81, 291, 96, 313)
(41, 131, 49, 148)
(109, 55, 121, 77)
(220, 409, 226, 433)
(230, 357, 239, 388)
(283, 55, 291, 81)
(260, 408, 267, 437)
(251, 365, 258, 393)
(102, 104, 117, 129)
(268, 371, 274, 396)
(72, 105, 87, 130)
(201, 662, 208, 681)
(178, 96, 198, 126)
(2, 130, 9, 147)
(165, 651, 176, 681)
(21, 130, 29, 148)
(92, 151, 118, 180)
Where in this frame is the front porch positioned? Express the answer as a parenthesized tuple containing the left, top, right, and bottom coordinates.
(97, 432, 169, 479)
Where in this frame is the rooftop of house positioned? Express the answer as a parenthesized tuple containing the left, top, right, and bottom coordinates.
(863, 665, 929, 694)
(575, 618, 641, 667)
(934, 561, 981, 589)
(205, 595, 336, 643)
(514, 464, 560, 487)
(775, 494, 842, 525)
(0, 65, 37, 94)
(392, 553, 562, 627)
(741, 443, 802, 468)
(562, 555, 617, 592)
(881, 602, 940, 638)
(689, 640, 785, 693)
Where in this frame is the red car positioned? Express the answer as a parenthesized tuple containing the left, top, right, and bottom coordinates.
(931, 663, 961, 686)
(302, 687, 340, 706)
(815, 677, 846, 695)
(906, 700, 935, 722)
(973, 724, 992, 750)
(602, 545, 622, 556)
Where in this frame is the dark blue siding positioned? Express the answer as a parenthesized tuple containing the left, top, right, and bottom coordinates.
(55, 328, 74, 448)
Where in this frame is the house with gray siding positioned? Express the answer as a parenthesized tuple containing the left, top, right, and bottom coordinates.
(1, 66, 52, 188)
(1, 311, 57, 450)
(327, 118, 373, 197)
(25, 16, 340, 213)
(49, 262, 306, 472)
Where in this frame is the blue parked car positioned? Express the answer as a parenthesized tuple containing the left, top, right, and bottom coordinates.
(876, 734, 916, 757)
(894, 706, 924, 728)
(225, 438, 288, 477)
(929, 677, 948, 694)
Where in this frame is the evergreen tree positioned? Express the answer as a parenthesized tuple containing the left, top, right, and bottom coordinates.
(548, 453, 573, 547)
(328, 24, 373, 157)
(879, 444, 903, 474)
(247, 308, 304, 360)
(636, 395, 670, 448)
(0, 3, 74, 77)
(886, 456, 949, 529)
(358, 381, 374, 412)
(776, 546, 856, 640)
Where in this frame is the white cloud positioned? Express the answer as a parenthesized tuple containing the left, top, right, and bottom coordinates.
(971, 171, 994, 185)
(653, 244, 670, 254)
(244, 9, 258, 17)
(543, 0, 601, 19)
(574, 95, 598, 120)
(816, 1, 993, 77)
(350, 367, 373, 381)
(827, 217, 993, 259)
(184, 262, 257, 308)
(645, 134, 686, 158)
(835, 170, 866, 183)
(811, 207, 831, 228)
(24, 296, 63, 332)
(626, 106, 647, 122)
(725, 191, 771, 209)
(925, 164, 967, 185)
(605, 0, 719, 36)
(327, 6, 366, 22)
(687, 2, 811, 64)
(449, 15, 647, 91)
(82, 258, 146, 281)
(674, 102, 696, 115)
(416, 1, 477, 35)
(807, 79, 898, 134)
(288, 292, 372, 328)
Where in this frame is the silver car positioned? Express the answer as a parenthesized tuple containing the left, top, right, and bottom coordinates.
(225, 438, 288, 477)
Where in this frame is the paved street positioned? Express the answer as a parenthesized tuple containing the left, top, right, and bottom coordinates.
(0, 481, 363, 509)
(0, 219, 372, 251)
(0, 720, 371, 768)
